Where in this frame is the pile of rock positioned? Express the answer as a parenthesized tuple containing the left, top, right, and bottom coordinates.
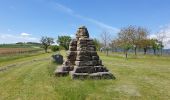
(54, 26, 115, 79)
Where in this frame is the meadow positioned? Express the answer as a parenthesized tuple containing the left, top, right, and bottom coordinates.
(0, 50, 170, 100)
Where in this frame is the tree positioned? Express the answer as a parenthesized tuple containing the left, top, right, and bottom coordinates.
(101, 31, 111, 55)
(139, 39, 151, 54)
(117, 27, 134, 58)
(57, 36, 71, 50)
(93, 38, 101, 51)
(157, 31, 166, 55)
(150, 39, 161, 55)
(135, 27, 149, 55)
(110, 39, 119, 52)
(40, 36, 54, 53)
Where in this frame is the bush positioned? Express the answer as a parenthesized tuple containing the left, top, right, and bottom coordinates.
(50, 45, 60, 52)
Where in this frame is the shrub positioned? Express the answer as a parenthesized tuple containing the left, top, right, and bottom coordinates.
(50, 45, 60, 52)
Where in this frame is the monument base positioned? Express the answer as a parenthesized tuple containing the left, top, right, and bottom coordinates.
(70, 71, 115, 80)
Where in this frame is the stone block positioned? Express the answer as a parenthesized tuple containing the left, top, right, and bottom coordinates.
(87, 41, 94, 45)
(69, 46, 77, 51)
(92, 56, 99, 60)
(71, 72, 89, 79)
(73, 66, 92, 73)
(77, 51, 90, 56)
(67, 54, 76, 61)
(87, 66, 108, 73)
(87, 47, 96, 51)
(67, 51, 77, 56)
(98, 60, 102, 65)
(77, 47, 87, 51)
(77, 44, 87, 48)
(99, 72, 115, 79)
(69, 39, 77, 46)
(75, 61, 93, 66)
(90, 51, 98, 56)
(54, 66, 69, 76)
(76, 55, 91, 61)
(89, 72, 115, 79)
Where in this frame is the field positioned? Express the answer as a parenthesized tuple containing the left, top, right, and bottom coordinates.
(0, 48, 42, 55)
(0, 48, 44, 65)
(0, 51, 170, 100)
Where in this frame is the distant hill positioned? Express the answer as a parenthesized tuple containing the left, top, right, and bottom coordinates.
(0, 42, 41, 48)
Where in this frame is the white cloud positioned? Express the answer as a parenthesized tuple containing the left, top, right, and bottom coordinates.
(0, 33, 39, 44)
(54, 2, 119, 33)
(55, 3, 74, 14)
(20, 32, 31, 37)
(158, 25, 170, 49)
(148, 34, 157, 39)
(149, 24, 170, 49)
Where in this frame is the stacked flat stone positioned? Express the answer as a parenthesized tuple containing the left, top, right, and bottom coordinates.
(55, 26, 115, 79)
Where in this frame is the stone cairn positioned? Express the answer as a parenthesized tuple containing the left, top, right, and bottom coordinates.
(55, 26, 115, 79)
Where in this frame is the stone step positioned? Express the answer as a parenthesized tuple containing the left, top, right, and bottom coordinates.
(70, 72, 89, 79)
(73, 66, 108, 73)
(89, 72, 115, 79)
(70, 72, 115, 79)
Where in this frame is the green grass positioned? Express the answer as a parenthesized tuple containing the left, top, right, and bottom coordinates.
(0, 51, 170, 100)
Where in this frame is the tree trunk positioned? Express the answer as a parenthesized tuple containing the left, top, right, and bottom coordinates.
(134, 47, 137, 55)
(153, 49, 156, 55)
(106, 49, 109, 56)
(161, 48, 163, 56)
(125, 50, 128, 59)
(44, 47, 48, 53)
(144, 48, 147, 55)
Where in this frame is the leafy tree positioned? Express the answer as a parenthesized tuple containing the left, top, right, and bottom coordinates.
(117, 25, 149, 56)
(40, 36, 54, 53)
(139, 39, 151, 55)
(150, 39, 161, 55)
(57, 36, 71, 50)
(134, 27, 149, 55)
(117, 27, 134, 58)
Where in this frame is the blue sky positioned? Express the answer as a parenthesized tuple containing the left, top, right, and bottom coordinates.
(0, 0, 170, 48)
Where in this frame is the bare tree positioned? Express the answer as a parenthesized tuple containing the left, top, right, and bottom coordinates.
(101, 31, 111, 56)
(110, 38, 119, 52)
(157, 30, 166, 55)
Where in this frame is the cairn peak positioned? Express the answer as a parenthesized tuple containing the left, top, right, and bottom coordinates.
(76, 26, 89, 39)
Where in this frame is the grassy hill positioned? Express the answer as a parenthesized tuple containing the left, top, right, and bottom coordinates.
(0, 51, 170, 100)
